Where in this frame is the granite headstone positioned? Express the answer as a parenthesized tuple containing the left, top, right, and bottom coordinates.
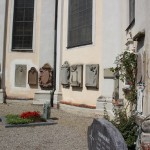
(88, 118, 128, 150)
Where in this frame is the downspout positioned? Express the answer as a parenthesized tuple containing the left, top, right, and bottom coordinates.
(2, 0, 8, 103)
(51, 0, 58, 107)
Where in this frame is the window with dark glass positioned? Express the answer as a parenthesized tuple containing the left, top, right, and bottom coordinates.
(12, 0, 34, 50)
(129, 0, 135, 24)
(67, 0, 92, 48)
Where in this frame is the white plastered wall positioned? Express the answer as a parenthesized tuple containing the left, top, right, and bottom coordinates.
(4, 0, 39, 98)
(61, 0, 102, 106)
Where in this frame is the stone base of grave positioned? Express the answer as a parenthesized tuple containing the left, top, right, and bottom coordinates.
(33, 90, 52, 105)
(141, 133, 150, 150)
(96, 96, 114, 118)
(96, 96, 124, 119)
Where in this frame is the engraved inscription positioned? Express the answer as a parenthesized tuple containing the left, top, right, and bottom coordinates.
(15, 65, 27, 87)
(96, 131, 111, 150)
(88, 119, 128, 150)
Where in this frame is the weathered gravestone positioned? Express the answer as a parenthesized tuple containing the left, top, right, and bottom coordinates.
(88, 118, 128, 150)
(43, 102, 51, 119)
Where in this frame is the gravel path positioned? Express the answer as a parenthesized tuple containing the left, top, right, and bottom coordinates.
(0, 101, 93, 150)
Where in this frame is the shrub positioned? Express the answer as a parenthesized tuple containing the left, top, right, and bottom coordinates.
(104, 108, 137, 150)
(108, 51, 138, 149)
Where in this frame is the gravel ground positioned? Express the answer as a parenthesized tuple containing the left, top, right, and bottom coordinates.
(0, 101, 93, 150)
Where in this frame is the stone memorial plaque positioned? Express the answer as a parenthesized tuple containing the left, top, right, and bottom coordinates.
(70, 64, 83, 87)
(39, 63, 53, 89)
(15, 65, 27, 87)
(88, 118, 128, 150)
(28, 67, 38, 85)
(61, 61, 70, 87)
(104, 68, 114, 79)
(85, 64, 99, 88)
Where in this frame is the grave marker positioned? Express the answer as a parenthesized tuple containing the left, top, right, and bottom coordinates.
(88, 118, 128, 150)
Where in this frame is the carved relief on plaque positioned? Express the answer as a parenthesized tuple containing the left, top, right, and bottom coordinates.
(28, 67, 38, 85)
(15, 65, 27, 87)
(60, 61, 70, 87)
(85, 64, 99, 88)
(39, 63, 53, 89)
(70, 64, 83, 87)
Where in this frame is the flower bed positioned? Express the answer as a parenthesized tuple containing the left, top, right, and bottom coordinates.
(6, 111, 46, 125)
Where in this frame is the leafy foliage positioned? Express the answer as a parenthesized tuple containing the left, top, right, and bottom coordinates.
(110, 51, 137, 104)
(104, 108, 137, 149)
(104, 51, 138, 149)
(112, 109, 137, 149)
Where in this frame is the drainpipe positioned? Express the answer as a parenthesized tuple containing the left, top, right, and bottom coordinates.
(2, 0, 8, 103)
(51, 0, 58, 107)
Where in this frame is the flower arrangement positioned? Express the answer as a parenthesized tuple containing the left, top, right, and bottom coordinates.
(20, 111, 40, 119)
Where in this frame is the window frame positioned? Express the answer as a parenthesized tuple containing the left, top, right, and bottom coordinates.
(67, 0, 93, 49)
(129, 0, 135, 24)
(12, 0, 35, 51)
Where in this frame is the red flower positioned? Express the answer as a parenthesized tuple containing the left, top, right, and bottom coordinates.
(20, 111, 40, 119)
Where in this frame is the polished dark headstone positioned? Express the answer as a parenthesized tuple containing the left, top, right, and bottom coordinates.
(88, 118, 128, 150)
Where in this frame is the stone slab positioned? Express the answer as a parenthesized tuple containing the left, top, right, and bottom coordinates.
(85, 64, 99, 88)
(70, 64, 83, 87)
(60, 61, 70, 87)
(88, 118, 128, 150)
(104, 68, 114, 79)
(33, 90, 52, 105)
(0, 117, 56, 128)
(28, 67, 38, 85)
(15, 65, 27, 87)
